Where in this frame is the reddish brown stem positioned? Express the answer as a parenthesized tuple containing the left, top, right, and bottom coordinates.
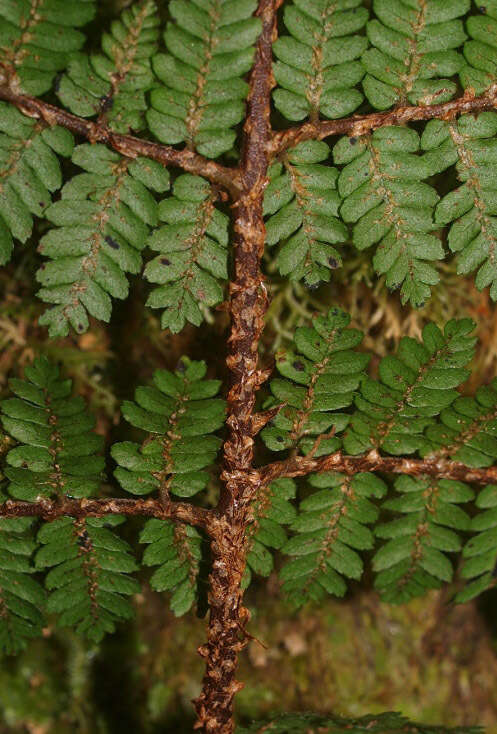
(0, 85, 240, 196)
(260, 448, 497, 487)
(271, 84, 497, 155)
(193, 2, 278, 732)
(0, 497, 213, 531)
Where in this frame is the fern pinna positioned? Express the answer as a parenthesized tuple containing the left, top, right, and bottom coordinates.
(3, 1, 497, 733)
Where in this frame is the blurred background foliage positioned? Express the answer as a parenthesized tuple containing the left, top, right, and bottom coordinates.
(1, 0, 497, 732)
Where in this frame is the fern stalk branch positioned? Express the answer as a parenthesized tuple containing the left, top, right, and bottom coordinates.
(194, 3, 279, 732)
(0, 497, 213, 530)
(0, 85, 240, 195)
(260, 449, 497, 486)
(271, 85, 497, 155)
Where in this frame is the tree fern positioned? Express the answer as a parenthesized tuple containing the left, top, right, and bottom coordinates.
(460, 0, 497, 94)
(140, 518, 203, 616)
(280, 472, 387, 605)
(0, 0, 95, 95)
(422, 112, 497, 301)
(362, 0, 468, 109)
(374, 476, 473, 603)
(264, 141, 348, 287)
(57, 0, 160, 133)
(344, 319, 476, 455)
(36, 144, 170, 337)
(145, 173, 229, 332)
(333, 126, 443, 307)
(0, 502, 44, 654)
(0, 102, 74, 265)
(112, 357, 224, 500)
(272, 0, 367, 122)
(147, 0, 261, 157)
(261, 308, 368, 455)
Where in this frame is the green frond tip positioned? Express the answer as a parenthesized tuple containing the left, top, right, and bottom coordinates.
(1, 356, 105, 502)
(422, 111, 497, 302)
(140, 518, 203, 616)
(261, 307, 368, 455)
(421, 378, 497, 468)
(279, 472, 387, 607)
(334, 126, 442, 308)
(57, 0, 160, 133)
(457, 483, 497, 603)
(147, 0, 261, 158)
(272, 0, 367, 122)
(0, 0, 95, 95)
(461, 0, 497, 94)
(112, 357, 225, 500)
(344, 318, 476, 456)
(0, 501, 45, 655)
(362, 0, 468, 110)
(36, 516, 139, 643)
(374, 476, 474, 604)
(0, 102, 74, 266)
(243, 479, 297, 589)
(238, 710, 482, 733)
(145, 174, 229, 333)
(37, 144, 170, 338)
(264, 141, 348, 288)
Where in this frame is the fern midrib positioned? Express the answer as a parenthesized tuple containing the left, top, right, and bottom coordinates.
(400, 0, 428, 103)
(45, 391, 66, 498)
(151, 391, 188, 505)
(97, 0, 151, 128)
(392, 478, 440, 592)
(283, 156, 321, 279)
(73, 520, 100, 622)
(63, 157, 130, 317)
(173, 523, 198, 588)
(288, 325, 341, 451)
(301, 476, 353, 596)
(430, 404, 497, 461)
(306, 2, 339, 122)
(367, 138, 416, 292)
(5, 0, 44, 70)
(184, 0, 222, 150)
(448, 123, 497, 267)
(0, 120, 45, 196)
(374, 345, 446, 447)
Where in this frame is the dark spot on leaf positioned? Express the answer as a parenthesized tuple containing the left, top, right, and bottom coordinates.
(349, 136, 357, 145)
(53, 73, 62, 92)
(328, 257, 339, 268)
(479, 5, 487, 12)
(22, 462, 28, 468)
(176, 360, 186, 373)
(77, 323, 84, 332)
(39, 264, 46, 270)
(293, 361, 305, 372)
(161, 258, 171, 266)
(39, 201, 45, 208)
(276, 436, 284, 443)
(99, 94, 114, 113)
(105, 235, 119, 250)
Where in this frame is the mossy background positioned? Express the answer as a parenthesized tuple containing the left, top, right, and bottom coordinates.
(2, 1, 497, 732)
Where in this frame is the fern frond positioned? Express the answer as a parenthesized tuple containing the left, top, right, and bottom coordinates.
(272, 0, 367, 122)
(1, 356, 105, 501)
(239, 711, 482, 733)
(57, 0, 160, 133)
(334, 126, 443, 307)
(147, 0, 261, 157)
(457, 483, 497, 602)
(36, 144, 170, 337)
(244, 478, 297, 587)
(0, 503, 45, 654)
(362, 0, 468, 110)
(112, 357, 224, 500)
(279, 472, 387, 606)
(421, 111, 497, 302)
(36, 515, 139, 642)
(140, 518, 203, 616)
(374, 476, 473, 603)
(0, 0, 95, 95)
(460, 1, 497, 94)
(261, 308, 368, 455)
(145, 174, 229, 332)
(264, 141, 348, 287)
(344, 318, 476, 455)
(0, 102, 74, 266)
(422, 379, 497, 467)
